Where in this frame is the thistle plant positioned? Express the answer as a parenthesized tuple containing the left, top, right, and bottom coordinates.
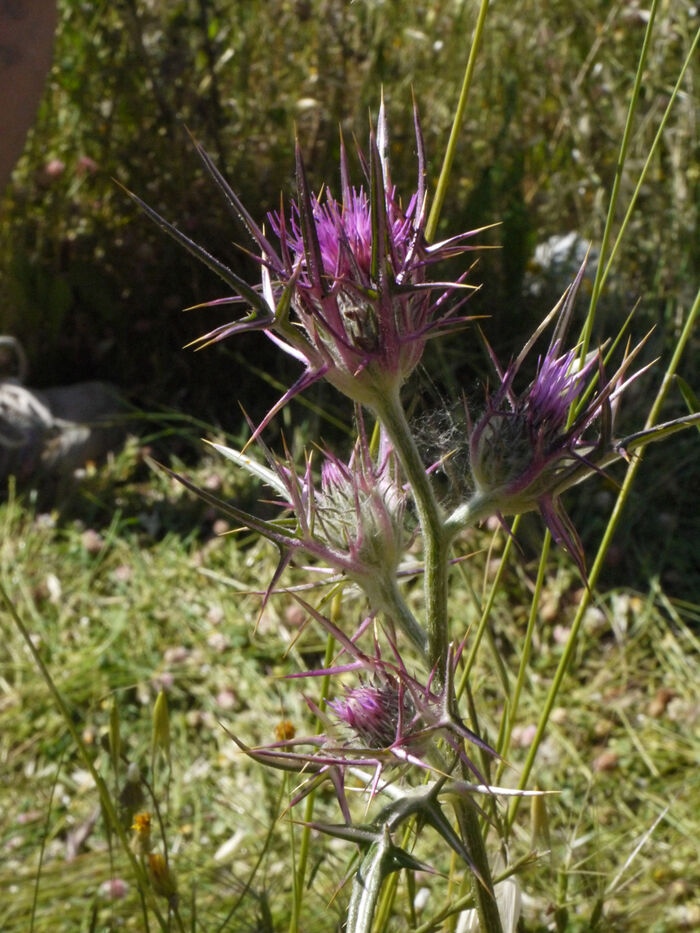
(1, 3, 697, 931)
(128, 93, 699, 932)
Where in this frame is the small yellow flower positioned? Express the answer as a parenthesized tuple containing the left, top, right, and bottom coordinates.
(132, 811, 151, 833)
(131, 811, 152, 855)
(275, 720, 296, 741)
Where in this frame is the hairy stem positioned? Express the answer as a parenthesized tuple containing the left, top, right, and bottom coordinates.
(453, 799, 505, 933)
(374, 390, 448, 673)
(373, 392, 503, 933)
(375, 576, 429, 658)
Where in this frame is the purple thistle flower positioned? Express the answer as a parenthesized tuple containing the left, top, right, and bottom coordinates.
(328, 681, 408, 751)
(126, 103, 482, 437)
(469, 340, 597, 500)
(466, 261, 651, 575)
(225, 609, 496, 823)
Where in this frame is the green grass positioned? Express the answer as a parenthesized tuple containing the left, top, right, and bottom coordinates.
(1, 441, 698, 932)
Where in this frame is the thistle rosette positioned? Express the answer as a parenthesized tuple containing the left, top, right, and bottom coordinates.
(128, 103, 482, 436)
(452, 263, 652, 575)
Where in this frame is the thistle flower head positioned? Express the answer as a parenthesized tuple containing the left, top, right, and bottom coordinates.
(171, 413, 410, 612)
(226, 626, 495, 823)
(154, 411, 426, 645)
(265, 423, 409, 597)
(130, 102, 482, 437)
(313, 426, 408, 579)
(263, 149, 438, 409)
(328, 679, 413, 751)
(470, 340, 595, 497)
(466, 261, 651, 574)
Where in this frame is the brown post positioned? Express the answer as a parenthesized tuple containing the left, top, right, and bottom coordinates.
(0, 0, 58, 191)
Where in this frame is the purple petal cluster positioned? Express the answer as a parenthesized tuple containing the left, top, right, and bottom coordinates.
(470, 341, 596, 499)
(228, 615, 495, 822)
(173, 104, 481, 433)
(328, 681, 410, 751)
(468, 266, 649, 574)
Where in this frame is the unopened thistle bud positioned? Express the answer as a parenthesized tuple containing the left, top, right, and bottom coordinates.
(315, 434, 408, 582)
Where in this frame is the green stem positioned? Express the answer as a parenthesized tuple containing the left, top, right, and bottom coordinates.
(373, 391, 502, 933)
(496, 532, 551, 779)
(453, 800, 504, 933)
(444, 492, 501, 541)
(507, 286, 698, 830)
(595, 25, 699, 298)
(374, 390, 448, 673)
(289, 630, 336, 933)
(171, 903, 187, 933)
(375, 576, 428, 658)
(456, 517, 521, 697)
(425, 0, 491, 242)
(580, 0, 659, 357)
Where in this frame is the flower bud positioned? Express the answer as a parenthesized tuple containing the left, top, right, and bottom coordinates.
(147, 853, 178, 904)
(152, 689, 171, 761)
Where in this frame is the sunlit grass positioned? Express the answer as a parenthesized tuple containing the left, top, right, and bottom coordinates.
(0, 440, 697, 931)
